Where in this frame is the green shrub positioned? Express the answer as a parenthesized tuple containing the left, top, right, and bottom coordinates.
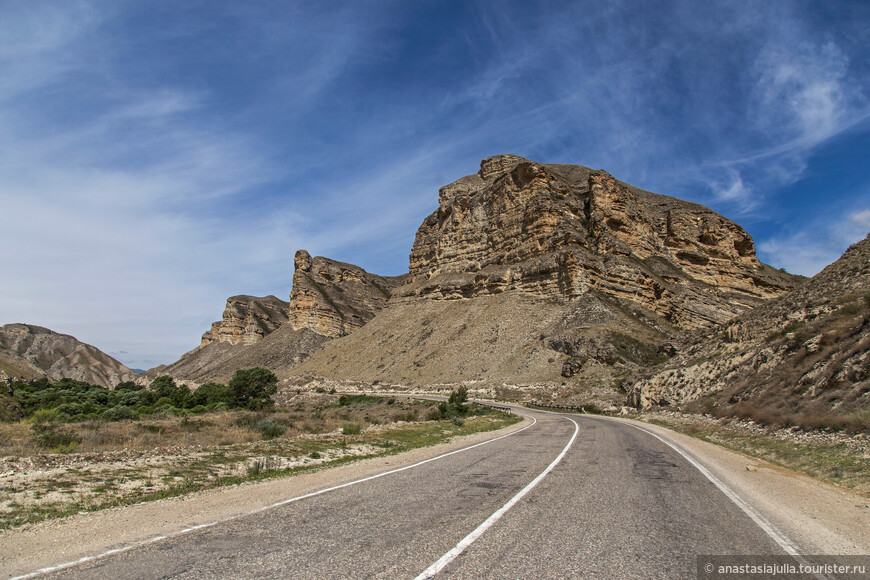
(31, 423, 81, 452)
(448, 386, 469, 413)
(189, 382, 231, 407)
(30, 408, 59, 424)
(342, 422, 361, 435)
(101, 405, 138, 421)
(255, 420, 285, 439)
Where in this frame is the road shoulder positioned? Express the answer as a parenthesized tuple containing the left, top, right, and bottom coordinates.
(606, 416, 870, 555)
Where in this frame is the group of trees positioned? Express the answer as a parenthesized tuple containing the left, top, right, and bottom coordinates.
(9, 367, 278, 423)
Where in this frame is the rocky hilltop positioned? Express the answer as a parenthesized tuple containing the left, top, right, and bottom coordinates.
(290, 250, 405, 337)
(400, 154, 795, 327)
(629, 234, 869, 425)
(291, 155, 801, 406)
(200, 295, 291, 347)
(0, 324, 136, 388)
(149, 253, 403, 384)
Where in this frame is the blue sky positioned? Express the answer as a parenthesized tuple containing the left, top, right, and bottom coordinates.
(1, 0, 869, 369)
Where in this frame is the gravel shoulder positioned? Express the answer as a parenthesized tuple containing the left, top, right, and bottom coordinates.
(0, 417, 531, 578)
(608, 415, 870, 555)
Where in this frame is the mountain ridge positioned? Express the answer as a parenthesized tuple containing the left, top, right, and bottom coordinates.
(0, 323, 136, 389)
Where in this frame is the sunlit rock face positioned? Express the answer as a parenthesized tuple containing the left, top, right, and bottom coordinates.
(400, 154, 797, 330)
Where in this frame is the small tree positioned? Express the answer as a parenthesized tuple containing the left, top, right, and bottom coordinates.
(189, 382, 232, 407)
(228, 367, 278, 410)
(448, 386, 469, 414)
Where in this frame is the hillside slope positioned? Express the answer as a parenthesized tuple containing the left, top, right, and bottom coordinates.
(0, 324, 136, 388)
(629, 234, 870, 426)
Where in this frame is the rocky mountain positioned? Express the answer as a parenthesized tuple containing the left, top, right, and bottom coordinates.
(200, 295, 291, 347)
(290, 154, 801, 407)
(148, 252, 404, 384)
(629, 234, 870, 426)
(0, 324, 136, 389)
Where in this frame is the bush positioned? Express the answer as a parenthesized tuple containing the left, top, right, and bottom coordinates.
(189, 382, 231, 407)
(448, 387, 469, 414)
(342, 422, 361, 435)
(31, 423, 81, 452)
(102, 405, 138, 421)
(228, 368, 278, 410)
(255, 420, 286, 439)
(31, 408, 59, 424)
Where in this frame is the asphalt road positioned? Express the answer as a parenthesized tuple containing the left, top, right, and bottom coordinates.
(39, 409, 790, 579)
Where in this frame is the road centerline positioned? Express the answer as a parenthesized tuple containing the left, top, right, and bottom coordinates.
(414, 415, 580, 580)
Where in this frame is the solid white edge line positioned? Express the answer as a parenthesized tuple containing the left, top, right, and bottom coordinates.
(413, 416, 580, 580)
(623, 421, 828, 580)
(8, 416, 536, 580)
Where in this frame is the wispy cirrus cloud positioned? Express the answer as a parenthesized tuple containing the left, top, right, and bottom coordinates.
(2, 0, 870, 367)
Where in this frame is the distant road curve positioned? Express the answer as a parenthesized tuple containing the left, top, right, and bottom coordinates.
(17, 406, 813, 579)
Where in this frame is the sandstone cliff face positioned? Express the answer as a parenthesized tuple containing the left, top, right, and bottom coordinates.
(400, 154, 796, 329)
(289, 250, 405, 338)
(200, 295, 290, 347)
(629, 234, 870, 420)
(0, 324, 136, 388)
(292, 155, 799, 408)
(148, 251, 404, 384)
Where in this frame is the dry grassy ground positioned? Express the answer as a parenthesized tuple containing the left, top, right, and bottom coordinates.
(0, 393, 519, 530)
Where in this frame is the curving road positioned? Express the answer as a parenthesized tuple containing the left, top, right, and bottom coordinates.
(33, 409, 793, 579)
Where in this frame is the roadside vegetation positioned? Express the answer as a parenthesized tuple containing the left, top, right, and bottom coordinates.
(639, 413, 869, 496)
(0, 383, 519, 530)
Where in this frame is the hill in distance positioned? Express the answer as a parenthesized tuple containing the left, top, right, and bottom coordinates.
(147, 251, 405, 384)
(0, 323, 136, 389)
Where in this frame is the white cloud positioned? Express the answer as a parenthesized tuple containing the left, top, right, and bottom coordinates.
(848, 209, 870, 230)
(705, 170, 757, 213)
(757, 205, 870, 277)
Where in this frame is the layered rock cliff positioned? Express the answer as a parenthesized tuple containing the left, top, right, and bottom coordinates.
(148, 252, 404, 384)
(200, 295, 291, 346)
(292, 155, 800, 406)
(629, 234, 869, 422)
(399, 154, 796, 328)
(289, 250, 405, 337)
(0, 324, 137, 388)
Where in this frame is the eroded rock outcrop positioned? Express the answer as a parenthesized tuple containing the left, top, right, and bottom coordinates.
(0, 324, 136, 388)
(292, 155, 800, 408)
(200, 295, 291, 347)
(289, 250, 405, 338)
(399, 154, 797, 329)
(147, 251, 404, 384)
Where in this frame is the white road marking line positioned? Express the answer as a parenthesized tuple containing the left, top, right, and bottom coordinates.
(9, 417, 536, 580)
(624, 421, 828, 580)
(414, 416, 580, 580)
